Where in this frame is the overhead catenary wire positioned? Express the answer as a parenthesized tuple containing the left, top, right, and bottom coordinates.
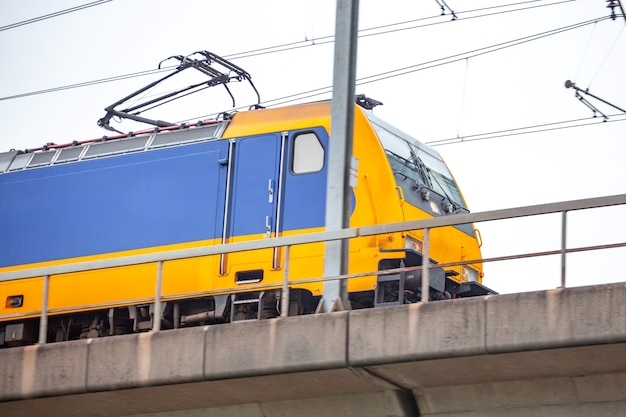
(182, 15, 611, 121)
(1, 1, 623, 150)
(352, 16, 612, 87)
(0, 66, 177, 102)
(574, 21, 598, 81)
(227, 0, 575, 60)
(0, 0, 577, 102)
(425, 114, 626, 146)
(588, 25, 626, 88)
(182, 103, 626, 148)
(0, 0, 113, 32)
(222, 0, 569, 60)
(457, 58, 470, 139)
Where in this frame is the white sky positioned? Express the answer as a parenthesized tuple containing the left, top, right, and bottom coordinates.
(1, 0, 625, 294)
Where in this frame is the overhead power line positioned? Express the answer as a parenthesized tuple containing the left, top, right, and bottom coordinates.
(226, 0, 575, 60)
(182, 15, 610, 121)
(0, 67, 177, 101)
(0, 0, 576, 102)
(353, 17, 611, 87)
(178, 100, 626, 151)
(0, 0, 113, 32)
(425, 114, 626, 146)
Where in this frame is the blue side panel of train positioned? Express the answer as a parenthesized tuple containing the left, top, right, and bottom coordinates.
(228, 134, 281, 237)
(281, 131, 329, 231)
(221, 128, 329, 241)
(0, 140, 229, 268)
(0, 127, 330, 269)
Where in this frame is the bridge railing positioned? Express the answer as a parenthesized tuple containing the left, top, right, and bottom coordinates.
(2, 193, 626, 343)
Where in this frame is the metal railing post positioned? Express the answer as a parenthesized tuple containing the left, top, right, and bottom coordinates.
(38, 274, 50, 344)
(561, 211, 568, 288)
(281, 245, 290, 318)
(153, 261, 163, 332)
(421, 228, 430, 303)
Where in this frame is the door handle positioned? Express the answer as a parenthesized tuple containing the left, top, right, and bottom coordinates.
(265, 216, 272, 238)
(268, 179, 274, 203)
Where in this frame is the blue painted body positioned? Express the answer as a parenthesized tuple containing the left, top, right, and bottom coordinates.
(0, 127, 329, 269)
(0, 141, 228, 267)
(281, 130, 329, 231)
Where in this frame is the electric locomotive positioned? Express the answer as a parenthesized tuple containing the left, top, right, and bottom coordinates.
(0, 52, 493, 347)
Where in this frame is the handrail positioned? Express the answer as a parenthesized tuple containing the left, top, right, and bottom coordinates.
(3, 239, 625, 323)
(3, 194, 625, 282)
(1, 193, 625, 344)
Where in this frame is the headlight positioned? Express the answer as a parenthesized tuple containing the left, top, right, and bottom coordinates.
(405, 236, 423, 253)
(462, 266, 478, 282)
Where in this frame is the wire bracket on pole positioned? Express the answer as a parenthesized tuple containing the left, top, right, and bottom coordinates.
(97, 50, 261, 133)
(434, 0, 458, 20)
(576, 92, 609, 121)
(565, 80, 626, 120)
(606, 0, 626, 24)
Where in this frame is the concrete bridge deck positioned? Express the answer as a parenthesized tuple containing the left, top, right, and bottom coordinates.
(2, 282, 626, 417)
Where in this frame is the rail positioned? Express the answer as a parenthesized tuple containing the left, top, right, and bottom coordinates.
(2, 194, 626, 343)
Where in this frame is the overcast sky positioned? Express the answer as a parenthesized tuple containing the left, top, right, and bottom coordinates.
(1, 0, 625, 294)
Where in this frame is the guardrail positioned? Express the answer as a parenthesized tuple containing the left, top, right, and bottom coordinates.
(2, 193, 626, 344)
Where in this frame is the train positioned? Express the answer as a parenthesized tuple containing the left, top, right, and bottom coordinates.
(0, 52, 493, 347)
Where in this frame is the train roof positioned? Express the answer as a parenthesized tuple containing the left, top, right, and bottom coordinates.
(0, 98, 443, 175)
(0, 119, 230, 175)
(0, 100, 335, 175)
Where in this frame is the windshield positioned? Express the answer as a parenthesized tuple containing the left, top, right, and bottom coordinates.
(369, 118, 465, 208)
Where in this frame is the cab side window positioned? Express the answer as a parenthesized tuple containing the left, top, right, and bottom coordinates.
(292, 132, 324, 174)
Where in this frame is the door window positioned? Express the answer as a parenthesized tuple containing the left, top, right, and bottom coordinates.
(292, 132, 324, 174)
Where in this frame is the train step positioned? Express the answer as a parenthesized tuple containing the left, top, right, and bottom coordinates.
(231, 291, 265, 322)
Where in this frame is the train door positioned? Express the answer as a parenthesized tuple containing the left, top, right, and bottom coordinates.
(221, 128, 329, 286)
(281, 129, 328, 232)
(278, 129, 329, 292)
(221, 134, 281, 278)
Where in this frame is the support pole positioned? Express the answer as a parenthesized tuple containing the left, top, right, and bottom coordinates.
(281, 245, 291, 318)
(153, 261, 163, 332)
(561, 211, 568, 288)
(319, 0, 360, 313)
(38, 275, 50, 344)
(421, 229, 430, 303)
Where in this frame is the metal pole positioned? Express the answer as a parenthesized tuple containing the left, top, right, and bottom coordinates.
(561, 211, 567, 288)
(38, 275, 50, 344)
(153, 261, 163, 332)
(281, 245, 291, 318)
(319, 0, 360, 313)
(421, 228, 430, 303)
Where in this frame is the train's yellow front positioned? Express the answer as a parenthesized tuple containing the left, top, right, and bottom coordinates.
(0, 98, 493, 347)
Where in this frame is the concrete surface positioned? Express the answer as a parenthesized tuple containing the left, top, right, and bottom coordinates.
(1, 282, 626, 416)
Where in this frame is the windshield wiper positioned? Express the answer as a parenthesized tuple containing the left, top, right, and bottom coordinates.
(425, 169, 468, 213)
(406, 148, 432, 189)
